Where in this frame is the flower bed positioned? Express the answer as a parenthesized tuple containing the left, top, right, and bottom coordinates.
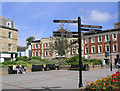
(86, 71, 120, 90)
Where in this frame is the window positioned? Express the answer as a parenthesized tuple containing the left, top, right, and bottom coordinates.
(91, 46, 95, 53)
(45, 51, 48, 56)
(77, 48, 79, 54)
(85, 46, 88, 54)
(105, 35, 109, 41)
(45, 43, 48, 48)
(98, 45, 102, 53)
(38, 44, 40, 49)
(38, 51, 41, 56)
(106, 45, 109, 52)
(8, 31, 12, 38)
(98, 36, 102, 42)
(85, 38, 88, 44)
(6, 22, 11, 28)
(91, 37, 95, 43)
(112, 34, 117, 40)
(49, 51, 51, 56)
(32, 45, 34, 49)
(35, 51, 38, 56)
(72, 48, 75, 55)
(113, 44, 117, 52)
(35, 44, 37, 49)
(32, 51, 34, 56)
(8, 44, 12, 52)
(49, 42, 51, 47)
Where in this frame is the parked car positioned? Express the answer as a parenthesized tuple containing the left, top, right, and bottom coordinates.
(116, 62, 120, 68)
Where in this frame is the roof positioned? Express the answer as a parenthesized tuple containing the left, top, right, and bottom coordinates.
(84, 28, 120, 35)
(0, 25, 18, 31)
(57, 29, 68, 32)
(31, 40, 41, 43)
(17, 46, 27, 52)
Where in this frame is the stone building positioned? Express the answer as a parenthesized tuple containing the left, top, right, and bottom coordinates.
(0, 16, 18, 62)
(31, 28, 84, 59)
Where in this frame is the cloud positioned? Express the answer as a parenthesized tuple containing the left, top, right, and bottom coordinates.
(78, 8, 89, 14)
(89, 10, 112, 22)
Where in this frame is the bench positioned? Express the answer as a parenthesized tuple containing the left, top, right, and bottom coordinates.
(68, 64, 89, 71)
(82, 64, 89, 71)
(8, 66, 26, 74)
(69, 64, 79, 70)
(44, 64, 56, 71)
(31, 65, 44, 72)
(55, 64, 60, 70)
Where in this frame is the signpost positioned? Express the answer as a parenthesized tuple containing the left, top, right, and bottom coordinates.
(53, 17, 102, 88)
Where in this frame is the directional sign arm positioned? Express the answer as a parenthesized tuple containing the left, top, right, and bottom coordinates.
(81, 25, 102, 28)
(81, 28, 102, 32)
(53, 20, 78, 23)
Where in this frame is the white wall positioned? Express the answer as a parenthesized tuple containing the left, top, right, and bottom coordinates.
(0, 58, 4, 63)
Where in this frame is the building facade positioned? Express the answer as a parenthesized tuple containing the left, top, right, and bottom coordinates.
(0, 16, 18, 62)
(31, 28, 84, 59)
(31, 22, 120, 66)
(83, 28, 120, 65)
(17, 45, 31, 58)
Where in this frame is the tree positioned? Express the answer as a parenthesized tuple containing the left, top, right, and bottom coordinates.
(26, 36, 35, 46)
(50, 24, 74, 58)
(50, 37, 72, 58)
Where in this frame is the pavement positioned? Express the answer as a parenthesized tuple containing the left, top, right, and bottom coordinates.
(0, 68, 119, 90)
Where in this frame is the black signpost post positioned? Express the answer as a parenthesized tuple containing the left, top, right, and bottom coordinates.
(53, 17, 102, 88)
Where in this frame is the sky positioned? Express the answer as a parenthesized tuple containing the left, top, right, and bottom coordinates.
(2, 2, 118, 46)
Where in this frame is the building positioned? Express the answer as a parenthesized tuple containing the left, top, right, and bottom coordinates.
(31, 22, 120, 66)
(31, 28, 84, 59)
(0, 16, 18, 62)
(17, 45, 31, 57)
(83, 25, 120, 65)
(17, 46, 27, 57)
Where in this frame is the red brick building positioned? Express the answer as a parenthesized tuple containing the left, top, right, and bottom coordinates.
(83, 29, 120, 65)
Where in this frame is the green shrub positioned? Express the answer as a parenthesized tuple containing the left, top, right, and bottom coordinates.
(66, 55, 102, 65)
(15, 60, 32, 67)
(2, 61, 16, 65)
(16, 56, 28, 61)
(66, 55, 84, 65)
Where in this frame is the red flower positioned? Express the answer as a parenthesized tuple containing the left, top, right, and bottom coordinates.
(112, 76, 116, 79)
(115, 73, 119, 77)
(115, 79, 118, 81)
(116, 71, 119, 74)
(112, 80, 116, 83)
(112, 74, 115, 77)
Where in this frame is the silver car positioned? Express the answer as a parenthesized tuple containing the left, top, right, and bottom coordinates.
(116, 62, 120, 68)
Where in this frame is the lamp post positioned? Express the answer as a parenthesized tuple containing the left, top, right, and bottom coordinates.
(109, 41, 112, 71)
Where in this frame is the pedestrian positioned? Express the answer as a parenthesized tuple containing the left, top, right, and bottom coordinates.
(13, 63, 19, 74)
(19, 64, 25, 74)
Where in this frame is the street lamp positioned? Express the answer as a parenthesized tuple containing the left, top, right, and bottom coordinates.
(109, 41, 112, 71)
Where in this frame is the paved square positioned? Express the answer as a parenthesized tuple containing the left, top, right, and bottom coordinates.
(1, 68, 119, 89)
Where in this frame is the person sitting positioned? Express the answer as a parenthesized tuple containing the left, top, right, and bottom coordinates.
(55, 62, 60, 70)
(19, 64, 25, 74)
(13, 63, 19, 74)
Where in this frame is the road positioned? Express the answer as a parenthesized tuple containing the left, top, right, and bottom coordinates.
(1, 68, 119, 90)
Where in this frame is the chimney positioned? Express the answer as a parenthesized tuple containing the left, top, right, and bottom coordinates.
(114, 22, 120, 29)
